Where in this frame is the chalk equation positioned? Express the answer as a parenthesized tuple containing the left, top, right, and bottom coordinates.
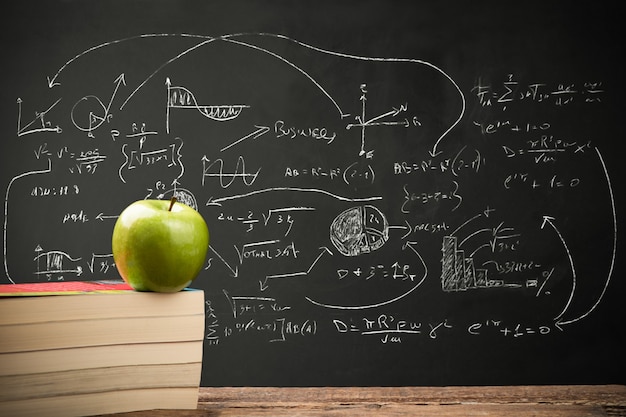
(1, 32, 617, 355)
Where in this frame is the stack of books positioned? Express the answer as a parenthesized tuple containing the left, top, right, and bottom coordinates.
(0, 280, 205, 417)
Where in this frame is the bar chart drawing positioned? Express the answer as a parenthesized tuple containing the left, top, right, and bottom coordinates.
(440, 236, 503, 292)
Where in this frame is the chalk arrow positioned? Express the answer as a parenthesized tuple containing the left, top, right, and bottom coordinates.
(428, 82, 465, 157)
(4, 160, 52, 283)
(47, 76, 61, 88)
(541, 215, 577, 326)
(387, 220, 411, 240)
(449, 208, 493, 236)
(220, 125, 270, 152)
(105, 73, 126, 115)
(47, 34, 183, 89)
(205, 196, 220, 207)
(95, 213, 119, 221)
(260, 247, 332, 291)
(208, 245, 238, 277)
(540, 215, 555, 230)
(306, 242, 427, 309)
(47, 38, 122, 88)
(555, 148, 617, 327)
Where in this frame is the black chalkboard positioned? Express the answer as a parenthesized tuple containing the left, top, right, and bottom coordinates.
(2, 0, 624, 386)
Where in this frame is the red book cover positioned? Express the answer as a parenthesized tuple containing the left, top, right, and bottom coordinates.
(0, 281, 134, 296)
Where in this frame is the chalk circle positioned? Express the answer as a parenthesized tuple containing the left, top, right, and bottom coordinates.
(330, 205, 389, 257)
(71, 95, 107, 134)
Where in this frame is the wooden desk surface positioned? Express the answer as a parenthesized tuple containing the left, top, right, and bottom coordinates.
(99, 385, 626, 416)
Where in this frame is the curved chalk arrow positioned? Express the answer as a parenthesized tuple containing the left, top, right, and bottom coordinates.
(541, 215, 577, 324)
(251, 33, 465, 156)
(48, 32, 463, 155)
(47, 33, 207, 88)
(555, 147, 617, 328)
(119, 33, 348, 115)
(3, 159, 52, 283)
(305, 240, 427, 310)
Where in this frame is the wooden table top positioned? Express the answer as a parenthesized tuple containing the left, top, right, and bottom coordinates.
(97, 385, 626, 416)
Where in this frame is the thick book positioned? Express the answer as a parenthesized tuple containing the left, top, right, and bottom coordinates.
(0, 280, 205, 353)
(0, 362, 201, 401)
(0, 280, 204, 324)
(0, 314, 205, 353)
(0, 387, 200, 417)
(0, 340, 203, 375)
(0, 280, 134, 296)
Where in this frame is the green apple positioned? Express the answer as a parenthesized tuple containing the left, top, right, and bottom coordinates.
(112, 198, 209, 292)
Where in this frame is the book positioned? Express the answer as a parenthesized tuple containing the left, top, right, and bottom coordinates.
(0, 388, 200, 417)
(0, 280, 205, 417)
(0, 314, 205, 352)
(0, 362, 201, 401)
(0, 340, 203, 375)
(0, 280, 204, 324)
(0, 280, 135, 296)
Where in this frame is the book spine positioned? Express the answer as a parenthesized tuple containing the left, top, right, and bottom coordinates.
(0, 362, 202, 401)
(0, 290, 205, 325)
(0, 340, 203, 375)
(0, 387, 199, 417)
(0, 314, 205, 353)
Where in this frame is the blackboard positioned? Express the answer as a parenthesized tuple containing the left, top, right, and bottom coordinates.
(2, 0, 624, 386)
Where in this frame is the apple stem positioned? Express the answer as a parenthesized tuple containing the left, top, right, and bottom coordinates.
(168, 197, 177, 212)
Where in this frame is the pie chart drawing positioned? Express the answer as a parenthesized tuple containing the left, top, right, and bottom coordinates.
(330, 205, 389, 257)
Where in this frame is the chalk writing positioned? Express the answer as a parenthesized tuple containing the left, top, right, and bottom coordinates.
(30, 184, 79, 197)
(471, 75, 605, 108)
(2, 29, 618, 377)
(333, 314, 453, 343)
